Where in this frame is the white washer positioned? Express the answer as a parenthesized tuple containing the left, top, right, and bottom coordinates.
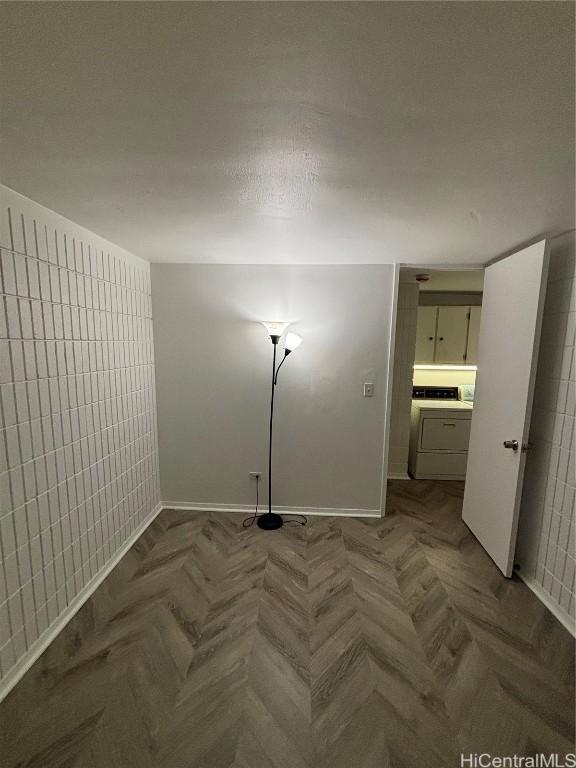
(408, 387, 473, 480)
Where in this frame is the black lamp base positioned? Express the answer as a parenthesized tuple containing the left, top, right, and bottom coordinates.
(257, 513, 284, 530)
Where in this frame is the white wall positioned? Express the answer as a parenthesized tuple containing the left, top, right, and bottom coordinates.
(152, 264, 395, 514)
(401, 269, 484, 294)
(0, 186, 161, 697)
(389, 280, 418, 477)
(516, 232, 575, 632)
(418, 270, 484, 292)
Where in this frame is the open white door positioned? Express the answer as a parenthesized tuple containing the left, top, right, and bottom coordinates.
(462, 241, 549, 577)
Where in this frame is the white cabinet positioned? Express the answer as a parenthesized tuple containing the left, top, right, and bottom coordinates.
(414, 307, 437, 364)
(466, 307, 481, 365)
(435, 306, 469, 363)
(415, 305, 480, 365)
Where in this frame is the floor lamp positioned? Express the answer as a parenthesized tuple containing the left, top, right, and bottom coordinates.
(258, 322, 303, 530)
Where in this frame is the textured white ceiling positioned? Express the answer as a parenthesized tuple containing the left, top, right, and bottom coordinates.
(0, 2, 573, 265)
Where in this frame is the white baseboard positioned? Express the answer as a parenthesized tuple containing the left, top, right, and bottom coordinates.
(162, 501, 381, 518)
(388, 472, 410, 480)
(518, 572, 575, 637)
(0, 501, 163, 704)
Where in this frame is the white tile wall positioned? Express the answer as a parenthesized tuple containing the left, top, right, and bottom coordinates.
(389, 280, 419, 477)
(0, 186, 160, 691)
(517, 232, 575, 631)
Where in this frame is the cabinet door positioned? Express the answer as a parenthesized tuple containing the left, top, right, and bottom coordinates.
(466, 306, 481, 364)
(414, 307, 437, 363)
(435, 306, 469, 363)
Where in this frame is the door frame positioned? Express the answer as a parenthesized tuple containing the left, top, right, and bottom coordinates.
(379, 264, 400, 515)
(380, 262, 485, 516)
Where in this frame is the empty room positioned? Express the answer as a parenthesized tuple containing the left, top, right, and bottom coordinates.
(0, 2, 574, 767)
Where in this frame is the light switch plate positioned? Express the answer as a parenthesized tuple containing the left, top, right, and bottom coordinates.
(363, 382, 374, 397)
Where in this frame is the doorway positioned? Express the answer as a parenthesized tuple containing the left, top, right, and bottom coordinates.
(388, 267, 484, 484)
(387, 241, 550, 580)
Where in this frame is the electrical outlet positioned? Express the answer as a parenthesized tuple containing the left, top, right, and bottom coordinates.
(363, 382, 374, 397)
(249, 471, 262, 479)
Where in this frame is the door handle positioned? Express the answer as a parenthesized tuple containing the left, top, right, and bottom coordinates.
(503, 439, 519, 451)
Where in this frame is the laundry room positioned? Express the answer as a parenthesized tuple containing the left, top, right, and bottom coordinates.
(388, 267, 484, 482)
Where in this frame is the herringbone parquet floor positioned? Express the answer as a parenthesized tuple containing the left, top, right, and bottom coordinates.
(1, 480, 574, 767)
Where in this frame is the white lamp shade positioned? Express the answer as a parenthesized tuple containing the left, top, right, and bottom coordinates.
(261, 321, 290, 337)
(285, 332, 303, 352)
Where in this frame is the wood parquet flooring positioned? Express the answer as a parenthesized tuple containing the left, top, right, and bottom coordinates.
(1, 480, 574, 767)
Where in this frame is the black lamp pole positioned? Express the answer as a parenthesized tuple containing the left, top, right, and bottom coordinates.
(257, 334, 291, 531)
